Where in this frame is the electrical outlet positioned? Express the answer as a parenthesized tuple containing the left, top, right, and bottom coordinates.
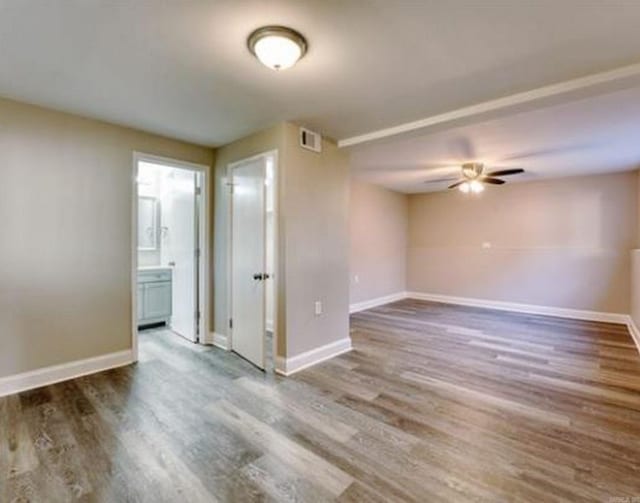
(482, 241, 492, 249)
(354, 275, 360, 284)
(314, 301, 323, 315)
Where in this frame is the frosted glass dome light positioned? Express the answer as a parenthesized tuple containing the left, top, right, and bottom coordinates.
(469, 180, 484, 193)
(248, 26, 307, 71)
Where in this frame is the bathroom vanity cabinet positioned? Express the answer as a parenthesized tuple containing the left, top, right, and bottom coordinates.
(137, 267, 172, 326)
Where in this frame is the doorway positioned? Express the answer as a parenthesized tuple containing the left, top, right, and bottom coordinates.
(132, 153, 209, 360)
(228, 151, 277, 371)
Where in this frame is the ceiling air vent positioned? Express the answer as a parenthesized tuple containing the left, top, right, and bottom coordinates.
(299, 127, 322, 153)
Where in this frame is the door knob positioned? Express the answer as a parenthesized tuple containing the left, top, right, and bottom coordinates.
(253, 273, 264, 280)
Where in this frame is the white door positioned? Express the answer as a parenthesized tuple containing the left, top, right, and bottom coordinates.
(231, 157, 267, 369)
(162, 168, 198, 342)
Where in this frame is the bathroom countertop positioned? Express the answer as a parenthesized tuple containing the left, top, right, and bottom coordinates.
(138, 265, 173, 272)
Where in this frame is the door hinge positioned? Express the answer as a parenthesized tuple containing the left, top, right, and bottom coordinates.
(195, 248, 201, 258)
(229, 318, 233, 329)
(195, 186, 202, 196)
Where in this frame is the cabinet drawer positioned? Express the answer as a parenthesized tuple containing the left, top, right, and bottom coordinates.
(138, 269, 172, 283)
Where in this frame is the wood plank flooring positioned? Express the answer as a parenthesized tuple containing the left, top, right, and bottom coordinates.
(2, 299, 640, 501)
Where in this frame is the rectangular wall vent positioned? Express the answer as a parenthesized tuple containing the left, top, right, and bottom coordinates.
(299, 127, 322, 153)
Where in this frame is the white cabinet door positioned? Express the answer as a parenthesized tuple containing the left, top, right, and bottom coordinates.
(143, 282, 172, 320)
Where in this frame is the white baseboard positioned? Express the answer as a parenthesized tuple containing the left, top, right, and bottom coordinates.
(349, 291, 408, 314)
(351, 290, 639, 355)
(275, 337, 352, 376)
(406, 291, 629, 325)
(211, 332, 230, 350)
(0, 349, 134, 398)
(626, 316, 640, 355)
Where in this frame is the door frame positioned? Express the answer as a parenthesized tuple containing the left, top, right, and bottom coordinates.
(131, 152, 210, 361)
(226, 150, 279, 369)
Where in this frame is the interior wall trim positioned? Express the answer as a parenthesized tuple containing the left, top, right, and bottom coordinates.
(275, 337, 352, 376)
(0, 350, 134, 398)
(351, 292, 639, 356)
(338, 62, 640, 147)
(211, 332, 230, 351)
(349, 291, 408, 314)
(625, 316, 640, 355)
(406, 291, 629, 324)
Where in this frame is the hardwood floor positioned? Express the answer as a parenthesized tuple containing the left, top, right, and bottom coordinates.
(2, 299, 640, 502)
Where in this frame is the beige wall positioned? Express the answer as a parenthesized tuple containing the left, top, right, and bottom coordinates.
(0, 98, 213, 378)
(280, 123, 350, 357)
(212, 123, 350, 358)
(407, 171, 637, 314)
(349, 180, 408, 305)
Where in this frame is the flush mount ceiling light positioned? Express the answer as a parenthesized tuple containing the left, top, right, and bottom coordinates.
(247, 25, 307, 70)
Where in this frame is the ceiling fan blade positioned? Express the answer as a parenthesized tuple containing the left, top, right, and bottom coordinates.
(486, 168, 524, 177)
(424, 176, 459, 184)
(479, 177, 505, 185)
(448, 180, 466, 189)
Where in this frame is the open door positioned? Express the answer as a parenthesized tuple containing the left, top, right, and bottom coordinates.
(162, 167, 198, 342)
(231, 156, 267, 369)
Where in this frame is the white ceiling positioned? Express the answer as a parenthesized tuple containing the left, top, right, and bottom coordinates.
(2, 0, 640, 146)
(349, 86, 640, 193)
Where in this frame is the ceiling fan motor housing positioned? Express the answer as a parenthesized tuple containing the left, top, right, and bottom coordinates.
(462, 162, 483, 179)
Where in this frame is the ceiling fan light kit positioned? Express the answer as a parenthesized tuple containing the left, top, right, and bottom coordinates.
(459, 180, 484, 194)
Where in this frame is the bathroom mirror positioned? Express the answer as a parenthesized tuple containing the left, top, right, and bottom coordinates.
(138, 196, 160, 250)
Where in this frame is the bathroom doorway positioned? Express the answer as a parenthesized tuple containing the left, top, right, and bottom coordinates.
(132, 153, 209, 360)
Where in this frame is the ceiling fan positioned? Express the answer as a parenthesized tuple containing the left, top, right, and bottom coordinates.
(425, 163, 525, 193)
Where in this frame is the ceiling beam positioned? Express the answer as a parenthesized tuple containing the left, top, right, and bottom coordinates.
(338, 62, 640, 148)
